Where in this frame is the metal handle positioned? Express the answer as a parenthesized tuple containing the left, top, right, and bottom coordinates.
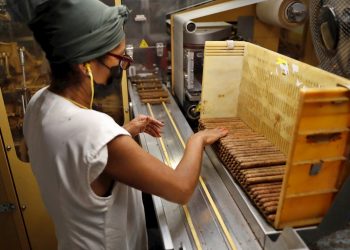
(306, 132, 342, 143)
(0, 203, 16, 213)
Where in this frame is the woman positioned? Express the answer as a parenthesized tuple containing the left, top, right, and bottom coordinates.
(23, 0, 228, 249)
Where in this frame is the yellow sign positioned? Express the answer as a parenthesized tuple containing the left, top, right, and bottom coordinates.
(139, 39, 149, 48)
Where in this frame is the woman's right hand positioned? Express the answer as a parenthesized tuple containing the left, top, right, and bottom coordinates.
(194, 128, 228, 146)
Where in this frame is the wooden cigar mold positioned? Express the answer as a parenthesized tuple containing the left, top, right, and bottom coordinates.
(199, 118, 286, 224)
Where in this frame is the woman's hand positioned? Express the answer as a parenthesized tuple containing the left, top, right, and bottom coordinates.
(123, 115, 164, 137)
(192, 128, 228, 147)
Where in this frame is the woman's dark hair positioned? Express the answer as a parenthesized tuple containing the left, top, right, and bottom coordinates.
(49, 62, 84, 93)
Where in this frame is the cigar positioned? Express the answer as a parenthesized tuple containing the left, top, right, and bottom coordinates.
(137, 82, 162, 87)
(262, 201, 278, 209)
(263, 203, 278, 213)
(241, 165, 285, 174)
(139, 91, 168, 98)
(138, 88, 163, 93)
(255, 192, 280, 200)
(238, 160, 286, 169)
(257, 196, 280, 205)
(267, 214, 276, 222)
(245, 175, 284, 184)
(248, 183, 282, 191)
(251, 188, 281, 198)
(141, 98, 170, 104)
(244, 170, 285, 179)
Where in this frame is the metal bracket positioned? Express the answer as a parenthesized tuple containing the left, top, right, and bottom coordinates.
(226, 40, 234, 49)
(306, 133, 341, 143)
(0, 203, 16, 213)
(265, 227, 309, 250)
(309, 161, 323, 176)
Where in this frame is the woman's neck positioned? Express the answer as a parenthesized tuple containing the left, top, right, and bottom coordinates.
(50, 78, 92, 109)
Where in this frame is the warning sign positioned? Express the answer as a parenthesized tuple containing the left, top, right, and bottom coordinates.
(139, 39, 149, 48)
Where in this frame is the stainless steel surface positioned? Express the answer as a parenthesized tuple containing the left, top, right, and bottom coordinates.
(156, 43, 165, 57)
(265, 228, 309, 250)
(135, 119, 174, 249)
(183, 22, 232, 45)
(0, 203, 16, 213)
(19, 47, 27, 113)
(184, 21, 197, 33)
(285, 2, 307, 23)
(129, 83, 194, 250)
(152, 196, 175, 250)
(183, 48, 202, 94)
(129, 80, 261, 250)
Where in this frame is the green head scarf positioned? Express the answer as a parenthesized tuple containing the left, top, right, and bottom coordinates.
(29, 0, 129, 64)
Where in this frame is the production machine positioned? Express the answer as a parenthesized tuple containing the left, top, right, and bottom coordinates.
(182, 21, 232, 122)
(170, 0, 310, 126)
(122, 0, 212, 86)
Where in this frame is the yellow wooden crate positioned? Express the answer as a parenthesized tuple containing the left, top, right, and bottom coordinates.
(201, 41, 350, 229)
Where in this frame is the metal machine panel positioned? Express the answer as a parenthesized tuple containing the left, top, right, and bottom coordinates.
(122, 0, 209, 82)
(172, 0, 265, 106)
(123, 0, 209, 45)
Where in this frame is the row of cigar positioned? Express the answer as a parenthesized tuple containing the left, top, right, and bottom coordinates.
(133, 80, 169, 104)
(199, 117, 286, 224)
(130, 75, 161, 84)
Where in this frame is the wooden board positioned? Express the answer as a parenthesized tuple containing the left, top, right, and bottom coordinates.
(201, 42, 244, 119)
(275, 88, 350, 229)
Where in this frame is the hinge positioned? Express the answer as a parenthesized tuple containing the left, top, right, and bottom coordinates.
(309, 161, 323, 176)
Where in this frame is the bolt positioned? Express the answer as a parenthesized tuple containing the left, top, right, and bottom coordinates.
(6, 145, 11, 151)
(21, 205, 27, 210)
(286, 2, 307, 23)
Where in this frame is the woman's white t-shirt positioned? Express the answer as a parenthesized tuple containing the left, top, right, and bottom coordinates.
(23, 87, 147, 250)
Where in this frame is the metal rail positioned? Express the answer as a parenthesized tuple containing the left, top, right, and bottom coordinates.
(146, 102, 203, 250)
(158, 101, 237, 250)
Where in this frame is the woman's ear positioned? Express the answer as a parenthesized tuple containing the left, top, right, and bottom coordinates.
(77, 63, 91, 76)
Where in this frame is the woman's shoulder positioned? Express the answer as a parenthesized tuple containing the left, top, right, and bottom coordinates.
(76, 109, 129, 135)
(27, 86, 49, 105)
(79, 109, 116, 124)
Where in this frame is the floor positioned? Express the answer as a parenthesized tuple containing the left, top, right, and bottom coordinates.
(311, 223, 350, 250)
